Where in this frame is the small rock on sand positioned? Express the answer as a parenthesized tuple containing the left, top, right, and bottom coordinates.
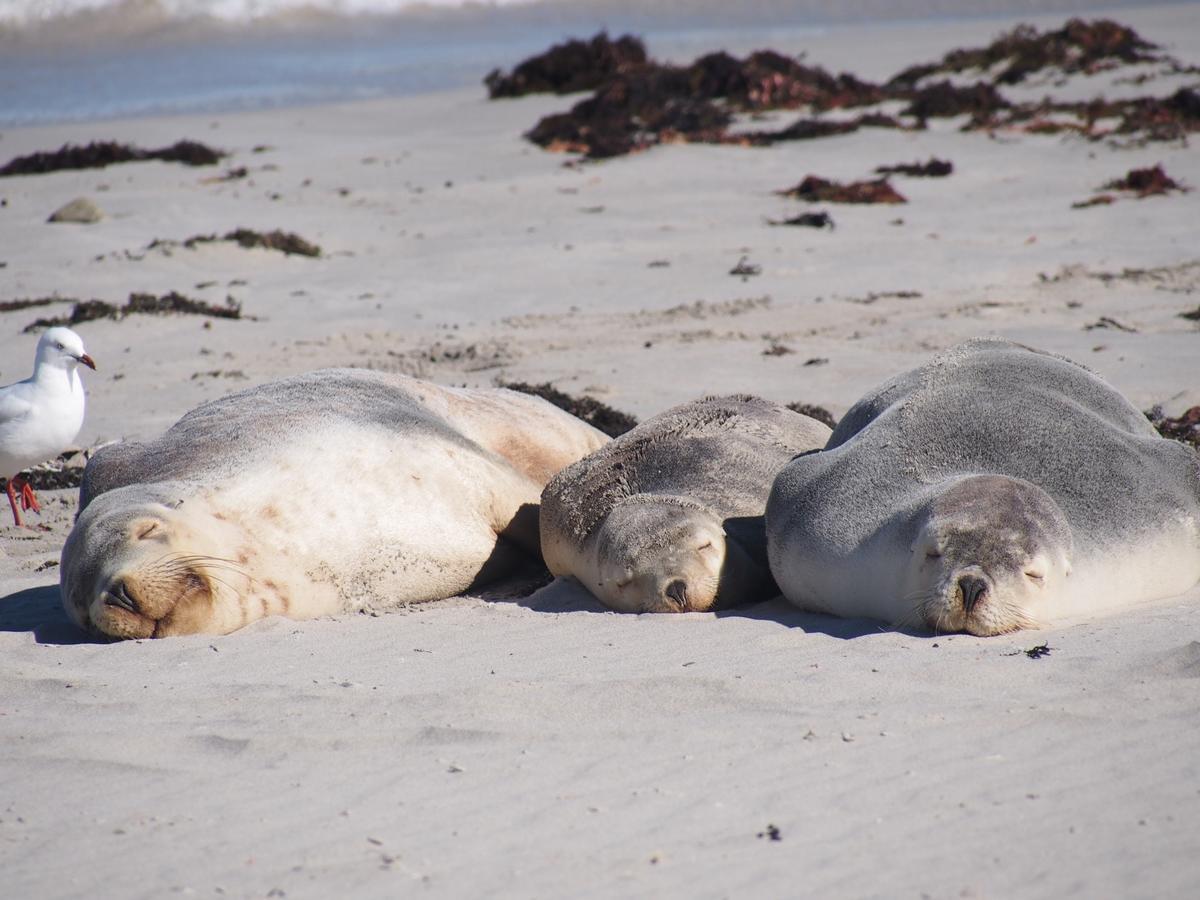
(48, 197, 104, 224)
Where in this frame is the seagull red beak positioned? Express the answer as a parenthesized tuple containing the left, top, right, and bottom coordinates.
(78, 353, 97, 371)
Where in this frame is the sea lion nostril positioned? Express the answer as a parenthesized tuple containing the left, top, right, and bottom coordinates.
(664, 579, 688, 609)
(958, 575, 988, 614)
(104, 581, 140, 615)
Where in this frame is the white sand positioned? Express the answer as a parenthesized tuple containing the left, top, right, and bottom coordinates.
(2, 4, 1200, 897)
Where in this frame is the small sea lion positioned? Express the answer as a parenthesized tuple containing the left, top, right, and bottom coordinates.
(767, 339, 1200, 635)
(61, 369, 608, 638)
(541, 395, 831, 612)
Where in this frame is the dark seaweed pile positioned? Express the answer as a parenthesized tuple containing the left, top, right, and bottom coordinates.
(499, 381, 637, 437)
(786, 402, 837, 430)
(1102, 164, 1184, 196)
(1147, 406, 1200, 450)
(24, 291, 243, 332)
(494, 20, 1200, 160)
(777, 176, 906, 205)
(183, 229, 322, 257)
(887, 19, 1164, 88)
(485, 32, 648, 98)
(0, 140, 225, 177)
(875, 158, 954, 177)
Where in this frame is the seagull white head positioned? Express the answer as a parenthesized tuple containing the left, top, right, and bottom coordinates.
(36, 327, 96, 373)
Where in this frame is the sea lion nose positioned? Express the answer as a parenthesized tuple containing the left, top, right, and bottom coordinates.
(104, 581, 141, 616)
(664, 578, 689, 610)
(958, 574, 988, 614)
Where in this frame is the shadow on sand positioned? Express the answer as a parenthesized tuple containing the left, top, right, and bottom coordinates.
(0, 584, 93, 645)
(514, 575, 899, 640)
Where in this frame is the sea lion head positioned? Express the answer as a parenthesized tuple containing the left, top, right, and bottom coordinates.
(592, 495, 757, 613)
(905, 474, 1073, 636)
(61, 483, 250, 639)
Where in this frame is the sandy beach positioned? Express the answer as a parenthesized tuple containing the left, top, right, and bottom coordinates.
(2, 3, 1200, 897)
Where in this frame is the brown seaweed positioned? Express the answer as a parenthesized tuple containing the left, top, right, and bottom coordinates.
(0, 140, 225, 177)
(485, 33, 647, 98)
(887, 19, 1164, 89)
(498, 381, 637, 437)
(777, 176, 906, 204)
(1146, 405, 1200, 450)
(25, 291, 243, 332)
(875, 158, 953, 177)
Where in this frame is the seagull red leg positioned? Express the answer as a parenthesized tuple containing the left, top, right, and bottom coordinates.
(5, 480, 24, 528)
(18, 478, 40, 514)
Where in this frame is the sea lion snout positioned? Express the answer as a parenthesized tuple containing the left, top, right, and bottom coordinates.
(102, 580, 141, 616)
(957, 572, 989, 614)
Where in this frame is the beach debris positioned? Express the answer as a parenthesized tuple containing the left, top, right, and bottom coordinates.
(786, 402, 837, 429)
(729, 256, 762, 279)
(1102, 164, 1185, 196)
(0, 297, 66, 313)
(485, 32, 647, 98)
(777, 176, 906, 204)
(47, 197, 104, 224)
(844, 290, 923, 304)
(1084, 316, 1137, 333)
(518, 39, 887, 158)
(1074, 165, 1185, 208)
(902, 81, 1011, 123)
(17, 446, 97, 491)
(526, 71, 731, 158)
(148, 228, 321, 257)
(24, 291, 244, 332)
(762, 342, 795, 356)
(1025, 643, 1053, 658)
(1180, 306, 1200, 322)
(887, 19, 1165, 89)
(0, 140, 225, 177)
(498, 380, 637, 437)
(768, 211, 835, 229)
(1146, 405, 1200, 449)
(1071, 195, 1116, 209)
(503, 18, 1199, 160)
(803, 357, 829, 367)
(756, 824, 783, 841)
(204, 166, 250, 183)
(875, 158, 953, 177)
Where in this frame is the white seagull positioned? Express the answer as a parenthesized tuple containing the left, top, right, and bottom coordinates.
(1, 327, 96, 527)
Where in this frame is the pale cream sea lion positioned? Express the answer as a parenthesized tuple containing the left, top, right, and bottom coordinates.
(541, 395, 831, 612)
(61, 369, 608, 639)
(767, 339, 1200, 636)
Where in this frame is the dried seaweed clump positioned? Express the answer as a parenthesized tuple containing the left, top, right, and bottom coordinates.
(902, 81, 1011, 122)
(777, 176, 906, 205)
(786, 402, 837, 429)
(0, 140, 225, 177)
(518, 39, 885, 159)
(875, 158, 953, 177)
(499, 381, 637, 437)
(25, 292, 242, 332)
(485, 32, 647, 98)
(1102, 164, 1184, 196)
(888, 19, 1162, 88)
(1146, 405, 1200, 450)
(183, 228, 322, 257)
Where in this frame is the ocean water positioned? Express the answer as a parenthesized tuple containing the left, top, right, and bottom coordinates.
(0, 0, 1181, 127)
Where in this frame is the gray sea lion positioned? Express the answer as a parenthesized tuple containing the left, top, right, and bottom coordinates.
(767, 339, 1200, 635)
(60, 369, 608, 639)
(541, 395, 831, 612)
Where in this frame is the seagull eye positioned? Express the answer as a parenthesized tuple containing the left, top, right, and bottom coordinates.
(55, 342, 65, 351)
